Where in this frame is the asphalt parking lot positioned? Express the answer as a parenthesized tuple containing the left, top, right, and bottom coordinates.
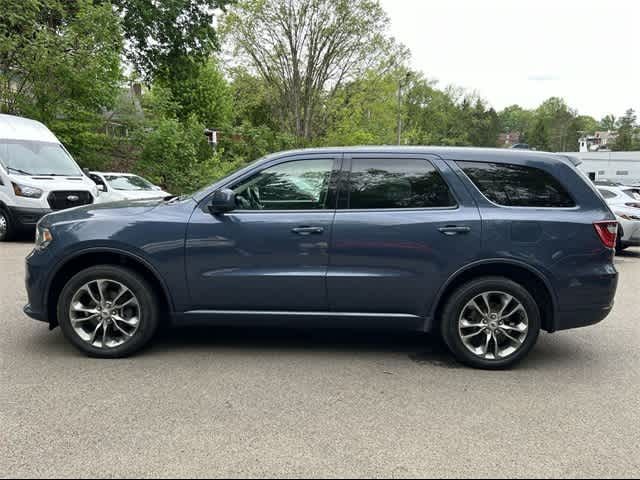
(1, 241, 639, 479)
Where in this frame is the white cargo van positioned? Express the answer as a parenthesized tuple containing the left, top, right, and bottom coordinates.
(0, 114, 99, 241)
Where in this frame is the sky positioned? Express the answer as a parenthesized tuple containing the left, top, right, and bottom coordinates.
(379, 0, 639, 120)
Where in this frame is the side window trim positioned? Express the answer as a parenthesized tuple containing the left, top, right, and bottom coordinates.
(226, 155, 342, 213)
(339, 154, 460, 211)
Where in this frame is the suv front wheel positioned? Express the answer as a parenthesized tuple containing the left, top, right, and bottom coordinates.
(57, 265, 160, 358)
(441, 277, 541, 369)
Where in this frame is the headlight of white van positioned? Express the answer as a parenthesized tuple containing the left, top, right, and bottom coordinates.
(35, 225, 53, 250)
(12, 182, 43, 199)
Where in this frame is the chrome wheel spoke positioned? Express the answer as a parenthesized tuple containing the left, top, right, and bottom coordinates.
(500, 328, 523, 345)
(500, 304, 524, 320)
(462, 328, 486, 340)
(461, 318, 484, 329)
(69, 279, 141, 349)
(111, 319, 134, 338)
(459, 290, 529, 361)
(88, 321, 104, 345)
(71, 313, 100, 325)
(113, 314, 139, 327)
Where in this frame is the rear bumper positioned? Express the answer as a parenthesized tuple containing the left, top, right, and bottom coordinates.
(23, 304, 48, 324)
(7, 206, 51, 229)
(554, 305, 614, 332)
(552, 269, 618, 332)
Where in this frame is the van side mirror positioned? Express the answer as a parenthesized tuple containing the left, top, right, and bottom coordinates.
(209, 189, 236, 214)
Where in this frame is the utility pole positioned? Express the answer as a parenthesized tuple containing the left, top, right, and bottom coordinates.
(397, 72, 412, 145)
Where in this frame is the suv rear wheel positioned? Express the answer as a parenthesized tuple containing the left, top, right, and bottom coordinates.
(57, 265, 160, 358)
(441, 277, 541, 369)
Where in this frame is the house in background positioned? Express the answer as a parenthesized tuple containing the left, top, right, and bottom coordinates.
(578, 131, 618, 152)
(498, 131, 521, 148)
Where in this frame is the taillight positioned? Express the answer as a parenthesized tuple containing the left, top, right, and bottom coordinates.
(625, 202, 640, 209)
(593, 221, 618, 249)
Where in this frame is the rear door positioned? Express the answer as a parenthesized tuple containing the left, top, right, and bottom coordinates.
(327, 153, 482, 321)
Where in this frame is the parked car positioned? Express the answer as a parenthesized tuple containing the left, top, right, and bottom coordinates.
(597, 185, 640, 252)
(89, 172, 170, 202)
(0, 114, 100, 241)
(24, 147, 619, 369)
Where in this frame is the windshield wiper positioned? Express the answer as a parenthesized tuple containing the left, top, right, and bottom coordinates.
(7, 167, 34, 176)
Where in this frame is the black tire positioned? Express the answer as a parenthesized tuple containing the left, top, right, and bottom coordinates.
(0, 207, 13, 242)
(440, 277, 541, 370)
(57, 265, 160, 358)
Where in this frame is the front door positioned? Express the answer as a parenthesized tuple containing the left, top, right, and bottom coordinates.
(186, 155, 340, 312)
(327, 154, 482, 321)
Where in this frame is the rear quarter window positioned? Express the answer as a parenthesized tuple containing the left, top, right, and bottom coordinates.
(458, 161, 576, 208)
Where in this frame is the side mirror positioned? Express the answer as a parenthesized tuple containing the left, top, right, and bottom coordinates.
(209, 188, 236, 214)
(97, 184, 107, 192)
(152, 185, 162, 191)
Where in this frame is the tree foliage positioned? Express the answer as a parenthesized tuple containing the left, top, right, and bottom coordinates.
(112, 0, 233, 81)
(0, 0, 123, 165)
(223, 0, 408, 141)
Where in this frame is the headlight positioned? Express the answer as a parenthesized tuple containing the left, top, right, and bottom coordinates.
(35, 225, 53, 250)
(13, 182, 43, 199)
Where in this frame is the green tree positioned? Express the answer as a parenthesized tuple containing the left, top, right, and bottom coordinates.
(321, 71, 399, 146)
(575, 115, 599, 135)
(157, 59, 233, 128)
(612, 109, 637, 151)
(223, 0, 408, 142)
(136, 115, 241, 194)
(113, 0, 233, 81)
(498, 105, 535, 139)
(529, 119, 550, 151)
(600, 114, 617, 131)
(529, 97, 579, 151)
(0, 0, 123, 167)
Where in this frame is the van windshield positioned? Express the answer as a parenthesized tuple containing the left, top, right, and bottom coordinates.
(0, 140, 82, 176)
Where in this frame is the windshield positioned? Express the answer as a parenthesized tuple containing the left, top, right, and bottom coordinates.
(0, 140, 82, 176)
(105, 175, 155, 191)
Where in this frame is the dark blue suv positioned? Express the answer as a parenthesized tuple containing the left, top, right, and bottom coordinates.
(24, 147, 619, 369)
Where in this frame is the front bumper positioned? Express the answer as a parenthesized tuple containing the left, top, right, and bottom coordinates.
(7, 206, 51, 230)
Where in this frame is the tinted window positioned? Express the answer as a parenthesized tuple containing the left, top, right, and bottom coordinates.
(348, 159, 456, 209)
(233, 159, 334, 210)
(105, 175, 155, 191)
(599, 189, 617, 200)
(459, 161, 575, 208)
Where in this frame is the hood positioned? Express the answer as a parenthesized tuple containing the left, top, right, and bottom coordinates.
(116, 190, 171, 200)
(10, 174, 98, 193)
(41, 197, 184, 226)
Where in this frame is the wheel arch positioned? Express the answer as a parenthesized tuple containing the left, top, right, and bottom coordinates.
(429, 259, 558, 333)
(45, 248, 174, 329)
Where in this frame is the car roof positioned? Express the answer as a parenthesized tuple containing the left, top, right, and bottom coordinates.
(91, 172, 139, 177)
(257, 146, 579, 166)
(0, 114, 60, 143)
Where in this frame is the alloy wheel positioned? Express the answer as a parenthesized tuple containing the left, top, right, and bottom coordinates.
(458, 291, 529, 360)
(69, 279, 141, 349)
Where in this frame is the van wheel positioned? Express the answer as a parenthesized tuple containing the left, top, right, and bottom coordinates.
(57, 265, 160, 358)
(441, 277, 541, 370)
(0, 208, 13, 241)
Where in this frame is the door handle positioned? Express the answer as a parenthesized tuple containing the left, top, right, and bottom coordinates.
(292, 226, 325, 236)
(438, 226, 471, 236)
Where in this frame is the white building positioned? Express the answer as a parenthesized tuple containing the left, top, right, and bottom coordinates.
(571, 151, 640, 185)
